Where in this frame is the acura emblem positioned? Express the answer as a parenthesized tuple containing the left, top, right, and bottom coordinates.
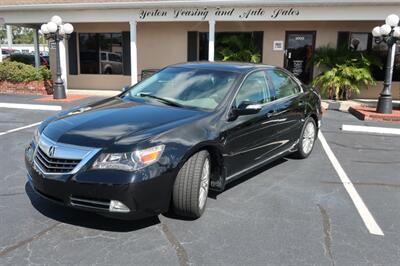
(48, 146, 56, 157)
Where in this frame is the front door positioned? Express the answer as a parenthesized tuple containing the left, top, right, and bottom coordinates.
(284, 31, 316, 84)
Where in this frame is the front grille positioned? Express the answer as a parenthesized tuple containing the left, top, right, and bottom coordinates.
(70, 196, 110, 211)
(34, 146, 81, 174)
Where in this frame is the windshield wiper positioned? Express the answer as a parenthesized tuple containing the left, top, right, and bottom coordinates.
(137, 93, 183, 108)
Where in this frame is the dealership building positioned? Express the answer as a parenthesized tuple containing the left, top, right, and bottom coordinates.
(1, 0, 400, 99)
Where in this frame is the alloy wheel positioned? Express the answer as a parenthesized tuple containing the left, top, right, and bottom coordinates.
(198, 158, 210, 210)
(302, 122, 316, 155)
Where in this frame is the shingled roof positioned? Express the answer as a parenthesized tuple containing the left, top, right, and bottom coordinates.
(1, 0, 399, 7)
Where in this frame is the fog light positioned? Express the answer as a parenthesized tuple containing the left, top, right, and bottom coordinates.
(109, 200, 130, 213)
(26, 145, 34, 163)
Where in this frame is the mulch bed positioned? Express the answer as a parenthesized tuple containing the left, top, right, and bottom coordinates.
(34, 94, 90, 103)
(0, 80, 53, 95)
(349, 106, 400, 122)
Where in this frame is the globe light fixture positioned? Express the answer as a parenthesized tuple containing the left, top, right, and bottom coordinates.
(385, 14, 399, 27)
(63, 23, 74, 34)
(40, 16, 74, 99)
(372, 26, 382, 37)
(371, 14, 400, 114)
(51, 15, 63, 26)
(393, 26, 400, 38)
(40, 24, 49, 34)
(46, 21, 58, 33)
(380, 24, 392, 36)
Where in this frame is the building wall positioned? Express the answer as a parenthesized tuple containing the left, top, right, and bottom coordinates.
(66, 21, 400, 99)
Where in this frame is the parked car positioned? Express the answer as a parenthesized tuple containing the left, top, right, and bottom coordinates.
(100, 51, 123, 74)
(1, 48, 16, 60)
(25, 62, 322, 220)
(9, 53, 49, 68)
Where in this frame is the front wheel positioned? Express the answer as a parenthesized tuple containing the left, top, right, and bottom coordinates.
(292, 118, 317, 159)
(172, 151, 210, 218)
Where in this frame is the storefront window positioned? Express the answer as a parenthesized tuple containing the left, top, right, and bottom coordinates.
(371, 42, 400, 82)
(337, 31, 399, 81)
(349, 33, 369, 52)
(198, 32, 263, 63)
(79, 33, 123, 75)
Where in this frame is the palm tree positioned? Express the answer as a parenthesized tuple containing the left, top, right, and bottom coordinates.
(310, 45, 380, 100)
(215, 34, 261, 63)
(312, 63, 375, 100)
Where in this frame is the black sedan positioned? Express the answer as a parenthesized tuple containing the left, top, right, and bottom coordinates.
(25, 62, 322, 219)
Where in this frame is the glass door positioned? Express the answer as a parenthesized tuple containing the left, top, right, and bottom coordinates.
(284, 31, 316, 84)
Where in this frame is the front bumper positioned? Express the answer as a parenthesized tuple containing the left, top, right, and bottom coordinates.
(25, 144, 175, 220)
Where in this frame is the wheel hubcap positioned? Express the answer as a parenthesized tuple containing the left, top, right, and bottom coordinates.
(199, 158, 210, 210)
(302, 122, 315, 154)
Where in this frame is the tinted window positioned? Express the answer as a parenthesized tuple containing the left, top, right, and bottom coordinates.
(79, 33, 123, 74)
(124, 67, 239, 110)
(235, 71, 271, 105)
(109, 53, 122, 62)
(267, 70, 300, 99)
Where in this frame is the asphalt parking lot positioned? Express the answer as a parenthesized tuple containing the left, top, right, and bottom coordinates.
(0, 94, 399, 265)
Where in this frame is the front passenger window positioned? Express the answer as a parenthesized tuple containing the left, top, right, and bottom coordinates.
(235, 71, 271, 106)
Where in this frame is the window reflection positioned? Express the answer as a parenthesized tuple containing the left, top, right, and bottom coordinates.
(79, 33, 123, 75)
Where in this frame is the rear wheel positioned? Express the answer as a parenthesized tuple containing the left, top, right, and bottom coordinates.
(292, 118, 317, 159)
(172, 151, 210, 218)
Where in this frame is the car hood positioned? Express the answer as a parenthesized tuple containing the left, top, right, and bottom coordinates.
(42, 97, 205, 148)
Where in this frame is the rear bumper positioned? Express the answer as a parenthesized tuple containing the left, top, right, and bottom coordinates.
(25, 148, 175, 220)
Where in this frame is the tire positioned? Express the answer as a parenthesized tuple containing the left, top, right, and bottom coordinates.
(292, 117, 317, 159)
(172, 150, 210, 218)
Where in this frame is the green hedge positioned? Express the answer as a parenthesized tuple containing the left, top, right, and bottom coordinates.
(0, 61, 51, 82)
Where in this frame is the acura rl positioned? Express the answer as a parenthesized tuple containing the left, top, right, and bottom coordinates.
(25, 62, 322, 219)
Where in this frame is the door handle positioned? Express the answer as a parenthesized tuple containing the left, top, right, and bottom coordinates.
(266, 109, 277, 118)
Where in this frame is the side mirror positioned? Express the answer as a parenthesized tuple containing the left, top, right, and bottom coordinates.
(121, 85, 130, 92)
(230, 101, 262, 120)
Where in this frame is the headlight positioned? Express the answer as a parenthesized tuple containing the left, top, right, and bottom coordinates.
(33, 128, 40, 144)
(92, 144, 165, 171)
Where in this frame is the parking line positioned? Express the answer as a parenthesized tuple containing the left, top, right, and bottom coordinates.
(0, 122, 41, 137)
(0, 103, 62, 111)
(342, 124, 400, 135)
(318, 132, 384, 236)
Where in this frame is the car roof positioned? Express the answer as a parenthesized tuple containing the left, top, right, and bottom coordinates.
(171, 61, 276, 74)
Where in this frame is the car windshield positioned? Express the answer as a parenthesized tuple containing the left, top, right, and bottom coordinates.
(122, 67, 239, 110)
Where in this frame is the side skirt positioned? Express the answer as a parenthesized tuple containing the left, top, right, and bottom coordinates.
(224, 139, 299, 185)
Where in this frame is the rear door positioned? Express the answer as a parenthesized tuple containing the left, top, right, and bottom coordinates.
(222, 70, 281, 178)
(265, 69, 306, 152)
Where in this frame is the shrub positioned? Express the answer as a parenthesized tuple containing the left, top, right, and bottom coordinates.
(312, 64, 375, 100)
(0, 61, 51, 82)
(9, 53, 35, 66)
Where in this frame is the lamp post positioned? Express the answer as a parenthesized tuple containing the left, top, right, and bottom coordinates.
(372, 14, 400, 114)
(40, 16, 74, 99)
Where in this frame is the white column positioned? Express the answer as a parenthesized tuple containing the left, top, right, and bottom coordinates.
(6, 25, 12, 50)
(208, 20, 215, 62)
(130, 20, 138, 85)
(59, 40, 68, 92)
(33, 28, 40, 68)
